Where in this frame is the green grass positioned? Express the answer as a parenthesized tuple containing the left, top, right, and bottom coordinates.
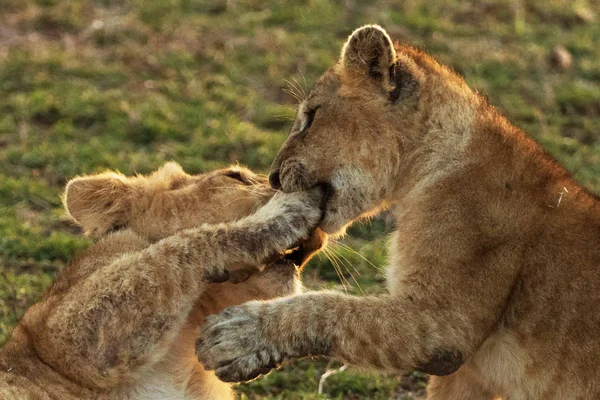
(1, 0, 599, 398)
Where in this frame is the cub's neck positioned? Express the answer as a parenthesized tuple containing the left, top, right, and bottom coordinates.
(393, 97, 595, 234)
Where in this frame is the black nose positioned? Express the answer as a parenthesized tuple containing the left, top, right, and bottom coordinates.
(269, 170, 281, 190)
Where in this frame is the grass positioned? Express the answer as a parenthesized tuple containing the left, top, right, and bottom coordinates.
(0, 0, 599, 398)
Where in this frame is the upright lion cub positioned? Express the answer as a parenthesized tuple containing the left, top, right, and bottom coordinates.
(0, 162, 325, 399)
(199, 26, 600, 399)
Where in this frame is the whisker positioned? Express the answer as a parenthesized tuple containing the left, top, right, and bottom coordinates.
(291, 76, 307, 101)
(331, 247, 365, 295)
(283, 87, 302, 103)
(285, 77, 303, 98)
(330, 242, 362, 277)
(283, 77, 307, 103)
(205, 183, 269, 193)
(322, 248, 348, 293)
(323, 248, 351, 291)
(283, 78, 305, 103)
(282, 83, 301, 100)
(219, 196, 262, 209)
(205, 186, 257, 191)
(333, 240, 383, 271)
(297, 68, 309, 97)
(328, 246, 364, 295)
(203, 188, 263, 197)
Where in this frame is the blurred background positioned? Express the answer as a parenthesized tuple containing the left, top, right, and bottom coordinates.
(0, 0, 599, 398)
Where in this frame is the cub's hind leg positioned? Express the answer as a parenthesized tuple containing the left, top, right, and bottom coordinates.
(427, 366, 495, 400)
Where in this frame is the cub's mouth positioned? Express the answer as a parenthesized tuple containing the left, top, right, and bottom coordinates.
(225, 228, 327, 284)
(267, 183, 331, 269)
(269, 227, 328, 270)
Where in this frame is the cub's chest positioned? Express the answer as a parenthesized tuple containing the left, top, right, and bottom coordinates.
(129, 371, 184, 400)
(384, 233, 415, 296)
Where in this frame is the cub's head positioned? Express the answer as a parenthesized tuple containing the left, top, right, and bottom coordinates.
(270, 25, 476, 234)
(63, 162, 274, 241)
(63, 162, 326, 296)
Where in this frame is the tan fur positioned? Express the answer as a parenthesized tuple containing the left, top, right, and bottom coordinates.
(0, 163, 325, 399)
(198, 25, 600, 399)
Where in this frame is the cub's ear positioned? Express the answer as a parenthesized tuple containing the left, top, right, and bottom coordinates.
(341, 25, 396, 81)
(341, 25, 415, 102)
(153, 161, 187, 183)
(63, 173, 132, 237)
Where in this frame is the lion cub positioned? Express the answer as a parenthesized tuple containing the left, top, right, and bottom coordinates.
(0, 162, 325, 400)
(198, 26, 600, 399)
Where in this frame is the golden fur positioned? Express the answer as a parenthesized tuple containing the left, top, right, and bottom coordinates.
(0, 162, 325, 399)
(198, 25, 600, 399)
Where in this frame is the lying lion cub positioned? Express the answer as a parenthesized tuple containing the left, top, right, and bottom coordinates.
(0, 162, 325, 400)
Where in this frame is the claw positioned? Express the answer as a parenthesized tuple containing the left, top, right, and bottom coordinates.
(194, 337, 203, 353)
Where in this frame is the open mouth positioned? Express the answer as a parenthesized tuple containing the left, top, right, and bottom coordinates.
(266, 184, 332, 269)
(225, 187, 331, 284)
(268, 227, 327, 270)
(226, 229, 328, 285)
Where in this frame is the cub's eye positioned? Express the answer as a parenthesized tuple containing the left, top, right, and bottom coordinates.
(224, 170, 250, 184)
(300, 107, 319, 133)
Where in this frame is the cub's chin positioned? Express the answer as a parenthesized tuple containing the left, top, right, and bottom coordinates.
(318, 191, 360, 237)
(319, 184, 386, 238)
(227, 228, 328, 285)
(267, 227, 328, 271)
(320, 210, 352, 237)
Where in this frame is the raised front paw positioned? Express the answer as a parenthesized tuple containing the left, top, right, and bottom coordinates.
(283, 185, 326, 223)
(195, 302, 282, 382)
(256, 185, 325, 241)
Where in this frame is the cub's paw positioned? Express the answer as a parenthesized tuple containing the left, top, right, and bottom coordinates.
(195, 302, 282, 382)
(285, 185, 326, 222)
(260, 185, 325, 238)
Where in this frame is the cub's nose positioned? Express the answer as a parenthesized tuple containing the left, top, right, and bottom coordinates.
(269, 170, 281, 190)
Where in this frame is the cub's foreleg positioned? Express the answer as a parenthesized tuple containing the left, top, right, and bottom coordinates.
(21, 189, 322, 390)
(198, 279, 514, 383)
